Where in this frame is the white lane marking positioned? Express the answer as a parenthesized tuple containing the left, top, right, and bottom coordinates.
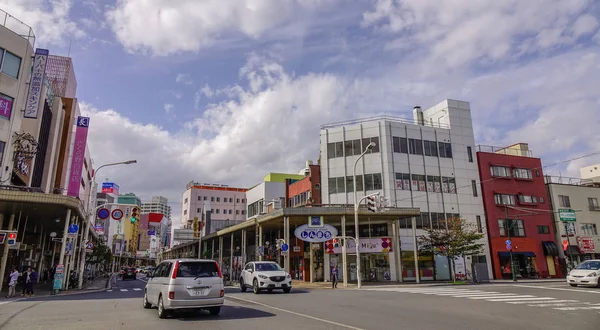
(120, 289, 128, 292)
(133, 288, 142, 291)
(467, 295, 533, 300)
(508, 284, 600, 294)
(526, 302, 584, 307)
(487, 297, 555, 302)
(227, 295, 364, 330)
(106, 290, 113, 292)
(450, 293, 511, 298)
(506, 300, 579, 305)
(554, 306, 600, 311)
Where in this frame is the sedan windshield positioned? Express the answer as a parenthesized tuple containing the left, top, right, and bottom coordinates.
(255, 263, 282, 272)
(575, 261, 600, 270)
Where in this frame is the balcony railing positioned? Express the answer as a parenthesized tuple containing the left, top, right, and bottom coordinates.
(544, 175, 597, 186)
(476, 144, 534, 157)
(0, 8, 35, 48)
(321, 115, 450, 130)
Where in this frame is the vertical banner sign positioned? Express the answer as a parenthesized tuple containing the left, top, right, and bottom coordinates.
(24, 48, 50, 119)
(0, 95, 13, 120)
(67, 116, 90, 197)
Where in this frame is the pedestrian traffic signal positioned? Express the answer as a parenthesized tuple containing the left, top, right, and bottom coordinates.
(7, 232, 16, 245)
(333, 238, 340, 248)
(367, 196, 377, 212)
(131, 207, 138, 223)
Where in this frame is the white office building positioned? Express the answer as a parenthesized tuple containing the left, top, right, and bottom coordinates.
(320, 99, 492, 281)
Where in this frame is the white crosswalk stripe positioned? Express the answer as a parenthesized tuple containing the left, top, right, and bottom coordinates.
(133, 288, 142, 291)
(361, 287, 600, 312)
(120, 289, 128, 292)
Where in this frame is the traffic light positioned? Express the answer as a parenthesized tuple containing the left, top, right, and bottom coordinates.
(333, 238, 340, 248)
(131, 207, 138, 223)
(7, 232, 16, 245)
(367, 196, 377, 212)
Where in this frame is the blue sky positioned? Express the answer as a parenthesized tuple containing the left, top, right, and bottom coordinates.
(2, 0, 600, 225)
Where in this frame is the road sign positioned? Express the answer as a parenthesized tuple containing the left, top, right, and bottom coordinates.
(111, 209, 124, 220)
(281, 243, 289, 252)
(559, 209, 576, 222)
(506, 244, 512, 251)
(294, 224, 338, 243)
(97, 208, 110, 220)
(505, 239, 512, 245)
(68, 224, 79, 234)
(7, 232, 17, 246)
(86, 241, 94, 250)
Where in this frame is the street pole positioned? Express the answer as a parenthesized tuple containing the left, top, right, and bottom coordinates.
(78, 160, 137, 289)
(565, 222, 574, 270)
(353, 142, 375, 289)
(505, 206, 517, 282)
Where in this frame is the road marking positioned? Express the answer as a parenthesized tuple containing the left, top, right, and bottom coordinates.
(227, 295, 364, 330)
(133, 288, 142, 291)
(120, 289, 128, 292)
(554, 306, 600, 311)
(487, 297, 555, 302)
(507, 284, 600, 294)
(106, 290, 113, 292)
(467, 295, 533, 300)
(506, 300, 579, 305)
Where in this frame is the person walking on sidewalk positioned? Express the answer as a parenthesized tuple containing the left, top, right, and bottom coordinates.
(331, 265, 339, 289)
(22, 267, 36, 297)
(6, 268, 19, 298)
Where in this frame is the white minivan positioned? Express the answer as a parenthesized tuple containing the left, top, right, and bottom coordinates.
(143, 258, 225, 318)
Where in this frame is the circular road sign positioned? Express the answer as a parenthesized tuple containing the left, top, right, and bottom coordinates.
(68, 224, 79, 234)
(111, 209, 124, 220)
(86, 241, 94, 250)
(97, 208, 110, 220)
(281, 243, 289, 252)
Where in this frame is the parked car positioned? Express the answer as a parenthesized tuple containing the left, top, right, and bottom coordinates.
(567, 259, 600, 287)
(121, 267, 137, 280)
(143, 259, 224, 319)
(240, 261, 292, 294)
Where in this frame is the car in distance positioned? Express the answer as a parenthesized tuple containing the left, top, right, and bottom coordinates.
(121, 267, 137, 280)
(240, 261, 292, 294)
(143, 258, 225, 319)
(567, 259, 600, 287)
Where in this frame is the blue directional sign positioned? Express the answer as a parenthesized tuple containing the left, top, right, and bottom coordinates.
(281, 243, 289, 252)
(68, 224, 79, 234)
(294, 224, 338, 243)
(505, 239, 512, 245)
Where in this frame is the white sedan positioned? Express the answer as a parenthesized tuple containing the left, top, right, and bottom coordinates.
(567, 259, 600, 287)
(240, 261, 292, 294)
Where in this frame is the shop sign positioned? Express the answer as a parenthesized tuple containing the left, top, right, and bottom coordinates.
(294, 224, 337, 243)
(325, 237, 393, 254)
(577, 236, 595, 253)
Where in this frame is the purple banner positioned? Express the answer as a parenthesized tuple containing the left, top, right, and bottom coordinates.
(67, 116, 90, 197)
(0, 95, 12, 120)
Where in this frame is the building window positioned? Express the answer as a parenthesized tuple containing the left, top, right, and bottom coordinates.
(242, 199, 246, 203)
(0, 49, 21, 79)
(537, 225, 550, 234)
(517, 195, 538, 204)
(197, 208, 201, 213)
(588, 198, 599, 210)
(498, 219, 525, 237)
(228, 209, 232, 214)
(362, 136, 380, 153)
(346, 175, 363, 192)
(211, 197, 215, 202)
(236, 210, 240, 215)
(183, 209, 187, 215)
(581, 223, 598, 235)
(241, 210, 246, 215)
(327, 141, 344, 158)
(490, 165, 511, 177)
(392, 137, 408, 153)
(236, 198, 240, 203)
(184, 198, 188, 204)
(344, 139, 363, 156)
(494, 193, 515, 205)
(0, 141, 4, 169)
(471, 180, 478, 197)
(198, 196, 201, 201)
(408, 139, 423, 155)
(0, 93, 14, 120)
(395, 173, 410, 190)
(513, 168, 533, 179)
(442, 177, 457, 193)
(558, 195, 571, 208)
(411, 174, 426, 191)
(229, 198, 233, 202)
(438, 142, 453, 158)
(423, 140, 438, 157)
(216, 197, 220, 202)
(476, 216, 483, 233)
(204, 196, 207, 200)
(328, 177, 346, 194)
(215, 209, 220, 214)
(467, 146, 473, 162)
(364, 173, 382, 191)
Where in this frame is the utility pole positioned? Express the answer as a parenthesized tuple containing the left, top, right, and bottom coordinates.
(505, 206, 517, 282)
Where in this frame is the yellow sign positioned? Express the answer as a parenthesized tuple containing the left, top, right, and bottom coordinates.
(193, 217, 199, 238)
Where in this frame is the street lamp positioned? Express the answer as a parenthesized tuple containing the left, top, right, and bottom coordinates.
(353, 141, 376, 289)
(78, 159, 137, 289)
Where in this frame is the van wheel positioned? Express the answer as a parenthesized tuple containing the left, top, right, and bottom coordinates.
(208, 306, 221, 315)
(253, 279, 260, 294)
(240, 278, 247, 292)
(157, 296, 168, 319)
(143, 291, 151, 309)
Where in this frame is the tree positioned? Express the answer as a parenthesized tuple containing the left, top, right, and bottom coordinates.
(86, 244, 113, 267)
(418, 217, 485, 282)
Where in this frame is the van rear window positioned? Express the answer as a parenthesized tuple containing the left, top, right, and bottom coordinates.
(176, 262, 219, 278)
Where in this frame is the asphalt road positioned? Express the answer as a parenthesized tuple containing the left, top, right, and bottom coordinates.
(0, 278, 598, 330)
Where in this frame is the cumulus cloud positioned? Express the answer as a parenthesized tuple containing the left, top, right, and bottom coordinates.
(175, 73, 193, 85)
(0, 0, 84, 46)
(163, 103, 174, 114)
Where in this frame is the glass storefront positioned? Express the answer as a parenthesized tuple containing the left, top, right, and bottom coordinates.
(329, 253, 391, 282)
(401, 251, 435, 281)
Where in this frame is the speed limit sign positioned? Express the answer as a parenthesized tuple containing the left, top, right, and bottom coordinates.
(111, 209, 124, 220)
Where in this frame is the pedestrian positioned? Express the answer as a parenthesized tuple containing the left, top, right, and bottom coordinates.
(30, 269, 38, 296)
(7, 268, 19, 298)
(23, 267, 34, 297)
(331, 265, 339, 289)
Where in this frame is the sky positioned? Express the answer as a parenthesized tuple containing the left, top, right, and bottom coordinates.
(2, 0, 600, 228)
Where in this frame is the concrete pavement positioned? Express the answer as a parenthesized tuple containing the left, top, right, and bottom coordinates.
(0, 279, 598, 329)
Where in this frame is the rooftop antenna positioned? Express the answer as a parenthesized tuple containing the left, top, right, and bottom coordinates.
(67, 40, 72, 57)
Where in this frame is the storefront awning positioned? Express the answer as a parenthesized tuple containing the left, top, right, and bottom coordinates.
(498, 252, 536, 257)
(564, 245, 581, 256)
(542, 241, 559, 256)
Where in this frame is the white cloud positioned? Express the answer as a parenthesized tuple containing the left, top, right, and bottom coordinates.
(105, 0, 336, 55)
(0, 0, 84, 46)
(175, 73, 193, 85)
(163, 103, 174, 114)
(201, 84, 214, 98)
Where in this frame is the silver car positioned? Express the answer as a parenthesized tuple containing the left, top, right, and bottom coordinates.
(143, 258, 225, 318)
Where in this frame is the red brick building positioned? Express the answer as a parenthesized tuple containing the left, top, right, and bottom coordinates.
(285, 164, 322, 207)
(477, 143, 562, 279)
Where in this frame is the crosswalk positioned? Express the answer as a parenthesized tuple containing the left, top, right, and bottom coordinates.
(361, 287, 600, 312)
(106, 288, 142, 292)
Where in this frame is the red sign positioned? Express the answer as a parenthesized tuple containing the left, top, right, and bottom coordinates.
(148, 213, 164, 223)
(576, 236, 595, 253)
(562, 240, 568, 250)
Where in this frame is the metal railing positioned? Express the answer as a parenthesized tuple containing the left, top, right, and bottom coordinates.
(476, 144, 534, 157)
(320, 115, 450, 130)
(0, 8, 35, 48)
(544, 175, 597, 186)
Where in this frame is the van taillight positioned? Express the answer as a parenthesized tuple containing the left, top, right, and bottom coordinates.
(215, 262, 223, 278)
(220, 290, 224, 297)
(168, 291, 174, 300)
(171, 261, 179, 279)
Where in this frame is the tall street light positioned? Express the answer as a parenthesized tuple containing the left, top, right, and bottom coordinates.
(78, 159, 137, 289)
(353, 142, 375, 289)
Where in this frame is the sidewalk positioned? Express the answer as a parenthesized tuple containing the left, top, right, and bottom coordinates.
(0, 274, 113, 302)
(291, 278, 566, 290)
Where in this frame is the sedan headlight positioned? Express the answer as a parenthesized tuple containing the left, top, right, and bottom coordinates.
(286, 274, 291, 279)
(258, 274, 268, 279)
(586, 272, 597, 277)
